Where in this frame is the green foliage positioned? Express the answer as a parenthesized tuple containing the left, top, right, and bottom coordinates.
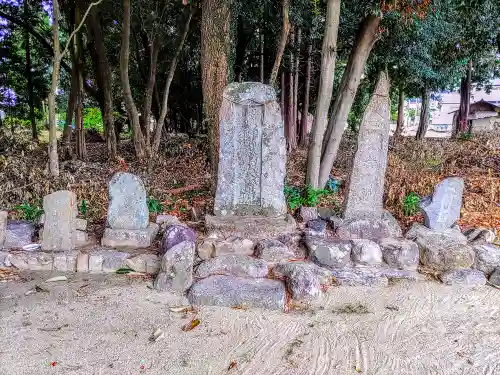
(403, 192, 420, 217)
(14, 201, 43, 222)
(4, 117, 30, 128)
(147, 196, 164, 213)
(284, 184, 330, 210)
(78, 200, 88, 216)
(84, 107, 104, 133)
(457, 131, 473, 141)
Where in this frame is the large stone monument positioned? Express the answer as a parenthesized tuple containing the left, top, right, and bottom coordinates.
(206, 82, 295, 239)
(344, 71, 391, 221)
(41, 190, 78, 251)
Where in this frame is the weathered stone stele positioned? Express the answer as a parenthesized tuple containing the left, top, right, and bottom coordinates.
(344, 71, 390, 220)
(0, 211, 7, 249)
(41, 190, 77, 251)
(419, 177, 464, 231)
(214, 82, 287, 216)
(107, 172, 149, 230)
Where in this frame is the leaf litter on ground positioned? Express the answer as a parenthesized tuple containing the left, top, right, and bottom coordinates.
(181, 318, 201, 332)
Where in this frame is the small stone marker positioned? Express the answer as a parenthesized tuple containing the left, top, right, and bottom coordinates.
(344, 71, 390, 221)
(0, 211, 7, 249)
(155, 241, 195, 293)
(419, 177, 464, 231)
(214, 82, 287, 216)
(4, 220, 35, 249)
(107, 172, 149, 230)
(41, 190, 77, 251)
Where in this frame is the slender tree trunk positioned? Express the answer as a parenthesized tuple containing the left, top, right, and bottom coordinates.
(152, 10, 193, 154)
(305, 0, 341, 188)
(299, 43, 312, 147)
(63, 68, 78, 158)
(260, 29, 264, 83)
(24, 0, 36, 140)
(287, 28, 296, 151)
(457, 60, 472, 134)
(318, 14, 381, 187)
(269, 0, 290, 86)
(416, 88, 430, 140)
(281, 71, 286, 121)
(120, 0, 145, 161)
(201, 0, 231, 179)
(141, 38, 160, 149)
(294, 28, 301, 135)
(87, 7, 116, 158)
(48, 0, 61, 177)
(74, 7, 86, 160)
(395, 88, 405, 139)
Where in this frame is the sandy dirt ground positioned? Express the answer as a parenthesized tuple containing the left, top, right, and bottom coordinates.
(1, 273, 500, 375)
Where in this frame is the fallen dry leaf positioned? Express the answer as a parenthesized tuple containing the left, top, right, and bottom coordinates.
(227, 361, 237, 371)
(181, 318, 200, 332)
(170, 306, 197, 314)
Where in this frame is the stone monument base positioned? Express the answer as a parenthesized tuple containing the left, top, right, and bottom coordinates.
(101, 223, 159, 249)
(205, 215, 296, 240)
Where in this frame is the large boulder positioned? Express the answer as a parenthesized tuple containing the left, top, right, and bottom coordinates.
(439, 268, 486, 286)
(254, 239, 294, 262)
(351, 239, 383, 266)
(379, 238, 419, 270)
(306, 237, 352, 268)
(194, 255, 268, 279)
(489, 268, 500, 286)
(4, 220, 35, 250)
(337, 218, 397, 240)
(381, 210, 403, 238)
(473, 244, 500, 276)
(107, 172, 149, 230)
(419, 177, 464, 231)
(272, 262, 332, 301)
(160, 224, 196, 254)
(213, 82, 286, 216)
(464, 228, 496, 246)
(188, 275, 286, 310)
(405, 223, 467, 244)
(154, 241, 195, 293)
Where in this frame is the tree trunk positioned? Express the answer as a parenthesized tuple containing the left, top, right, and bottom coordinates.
(201, 0, 231, 179)
(281, 71, 286, 121)
(141, 38, 160, 149)
(416, 88, 430, 140)
(317, 14, 381, 188)
(48, 0, 61, 178)
(120, 0, 145, 161)
(294, 28, 301, 136)
(260, 29, 264, 83)
(456, 60, 472, 134)
(269, 0, 290, 86)
(395, 88, 405, 139)
(87, 7, 116, 158)
(152, 10, 193, 154)
(63, 68, 78, 158)
(24, 0, 36, 140)
(305, 0, 341, 188)
(74, 6, 86, 160)
(287, 28, 296, 151)
(299, 43, 312, 147)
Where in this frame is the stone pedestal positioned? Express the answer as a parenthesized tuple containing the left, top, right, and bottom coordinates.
(101, 223, 159, 249)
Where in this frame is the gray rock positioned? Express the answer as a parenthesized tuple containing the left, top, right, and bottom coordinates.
(125, 254, 161, 274)
(0, 211, 7, 249)
(214, 237, 255, 257)
(337, 218, 395, 240)
(4, 220, 35, 250)
(464, 228, 496, 246)
(419, 177, 464, 231)
(473, 244, 500, 276)
(0, 251, 10, 267)
(255, 239, 294, 262)
(102, 251, 130, 272)
(344, 71, 390, 220)
(306, 219, 327, 236)
(188, 275, 286, 310)
(161, 225, 195, 254)
(272, 262, 332, 301)
(327, 216, 344, 231)
(41, 190, 77, 251)
(102, 223, 159, 249)
(197, 239, 216, 260)
(306, 237, 352, 268)
(9, 251, 53, 271)
(439, 268, 486, 286)
(351, 239, 383, 265)
(156, 215, 180, 228)
(194, 255, 268, 279)
(331, 268, 389, 287)
(214, 82, 286, 217)
(107, 172, 149, 230)
(277, 232, 302, 249)
(381, 210, 403, 238)
(53, 251, 78, 272)
(489, 268, 500, 286)
(379, 238, 419, 270)
(299, 206, 318, 222)
(76, 218, 87, 231)
(154, 241, 195, 293)
(317, 207, 337, 220)
(76, 253, 89, 272)
(405, 223, 467, 245)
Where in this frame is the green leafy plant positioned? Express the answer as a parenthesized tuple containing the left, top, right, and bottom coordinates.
(457, 131, 473, 141)
(284, 185, 330, 210)
(403, 192, 420, 216)
(284, 185, 303, 211)
(303, 184, 329, 207)
(147, 196, 164, 213)
(14, 201, 43, 222)
(78, 200, 88, 216)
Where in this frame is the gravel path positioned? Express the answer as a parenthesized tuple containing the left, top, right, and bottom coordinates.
(1, 272, 500, 375)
